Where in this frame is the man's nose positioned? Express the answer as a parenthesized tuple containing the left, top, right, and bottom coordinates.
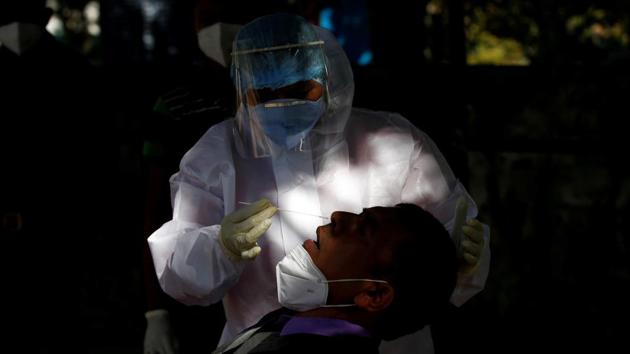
(330, 211, 358, 232)
(330, 211, 347, 224)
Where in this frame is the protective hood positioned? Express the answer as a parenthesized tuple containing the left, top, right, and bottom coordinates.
(230, 14, 354, 158)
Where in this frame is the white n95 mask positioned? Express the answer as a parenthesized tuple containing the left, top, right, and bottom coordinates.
(276, 244, 388, 311)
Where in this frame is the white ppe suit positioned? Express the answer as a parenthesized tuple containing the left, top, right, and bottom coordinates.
(148, 25, 490, 353)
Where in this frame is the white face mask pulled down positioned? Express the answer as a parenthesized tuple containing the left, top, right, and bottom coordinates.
(196, 22, 241, 67)
(0, 22, 44, 56)
(276, 245, 388, 311)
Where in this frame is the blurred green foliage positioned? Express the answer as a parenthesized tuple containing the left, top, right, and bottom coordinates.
(46, 0, 102, 65)
(463, 0, 630, 65)
(566, 7, 629, 50)
(464, 0, 539, 65)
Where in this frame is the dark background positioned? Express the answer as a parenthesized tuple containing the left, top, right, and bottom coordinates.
(1, 0, 629, 353)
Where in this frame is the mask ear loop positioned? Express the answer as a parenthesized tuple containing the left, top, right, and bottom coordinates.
(319, 279, 390, 307)
(324, 279, 389, 284)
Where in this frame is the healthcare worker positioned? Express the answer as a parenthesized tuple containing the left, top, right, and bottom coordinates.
(148, 13, 490, 354)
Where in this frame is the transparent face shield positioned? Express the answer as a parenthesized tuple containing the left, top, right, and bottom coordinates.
(230, 15, 331, 158)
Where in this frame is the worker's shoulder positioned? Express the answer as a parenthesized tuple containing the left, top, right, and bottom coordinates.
(196, 119, 235, 146)
(181, 119, 235, 163)
(349, 107, 416, 130)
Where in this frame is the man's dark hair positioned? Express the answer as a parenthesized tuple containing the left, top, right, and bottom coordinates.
(374, 203, 457, 340)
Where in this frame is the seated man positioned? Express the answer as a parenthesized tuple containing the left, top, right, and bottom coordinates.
(212, 203, 458, 353)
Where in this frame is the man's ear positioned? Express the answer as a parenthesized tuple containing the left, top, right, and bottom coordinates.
(354, 283, 394, 312)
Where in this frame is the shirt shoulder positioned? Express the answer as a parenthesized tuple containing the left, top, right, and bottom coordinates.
(246, 333, 380, 354)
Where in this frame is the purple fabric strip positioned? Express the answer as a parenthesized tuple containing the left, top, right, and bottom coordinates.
(280, 316, 372, 337)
